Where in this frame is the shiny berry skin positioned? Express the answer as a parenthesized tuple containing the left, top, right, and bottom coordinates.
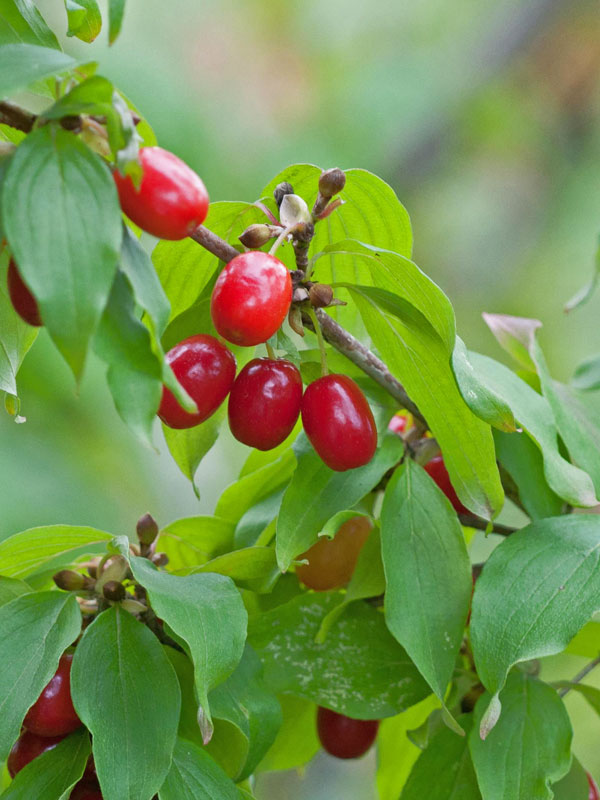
(158, 334, 236, 430)
(24, 653, 81, 737)
(7, 259, 42, 326)
(424, 455, 468, 514)
(296, 515, 372, 591)
(317, 707, 379, 759)
(388, 413, 408, 435)
(301, 375, 377, 471)
(7, 731, 65, 776)
(113, 147, 209, 240)
(210, 252, 292, 346)
(70, 781, 103, 800)
(228, 358, 302, 450)
(588, 773, 600, 800)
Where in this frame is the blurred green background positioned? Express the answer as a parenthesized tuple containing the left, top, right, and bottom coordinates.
(2, 0, 600, 796)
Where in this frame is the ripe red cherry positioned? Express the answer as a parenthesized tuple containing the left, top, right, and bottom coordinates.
(228, 358, 302, 450)
(317, 707, 379, 759)
(301, 375, 377, 471)
(210, 252, 292, 346)
(7, 730, 64, 776)
(424, 455, 468, 514)
(588, 772, 600, 800)
(113, 146, 209, 240)
(24, 653, 81, 737)
(296, 515, 372, 591)
(70, 780, 103, 800)
(158, 334, 236, 429)
(7, 259, 42, 326)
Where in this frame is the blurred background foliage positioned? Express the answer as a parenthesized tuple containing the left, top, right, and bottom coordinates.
(2, 0, 600, 796)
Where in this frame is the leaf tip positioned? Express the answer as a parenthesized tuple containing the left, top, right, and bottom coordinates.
(479, 693, 501, 740)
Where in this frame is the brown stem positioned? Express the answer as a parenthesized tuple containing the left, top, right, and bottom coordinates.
(190, 225, 239, 262)
(458, 513, 517, 537)
(558, 654, 600, 698)
(0, 100, 36, 133)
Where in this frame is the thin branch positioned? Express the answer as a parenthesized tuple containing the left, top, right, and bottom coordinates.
(0, 100, 36, 133)
(558, 654, 600, 698)
(189, 225, 240, 262)
(458, 513, 517, 537)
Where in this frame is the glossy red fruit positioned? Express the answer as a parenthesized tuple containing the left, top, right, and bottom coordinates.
(388, 413, 408, 435)
(210, 252, 292, 346)
(228, 358, 302, 450)
(424, 455, 468, 514)
(158, 334, 236, 429)
(7, 730, 65, 776)
(24, 653, 81, 737)
(301, 375, 377, 471)
(7, 259, 42, 326)
(317, 707, 379, 759)
(588, 772, 600, 800)
(113, 147, 209, 240)
(296, 515, 372, 591)
(70, 780, 103, 800)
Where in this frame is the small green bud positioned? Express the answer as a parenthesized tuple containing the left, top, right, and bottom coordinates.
(53, 570, 89, 591)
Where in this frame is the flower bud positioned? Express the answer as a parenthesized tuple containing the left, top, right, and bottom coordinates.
(151, 552, 169, 568)
(239, 224, 280, 249)
(136, 513, 158, 546)
(292, 221, 315, 243)
(309, 283, 334, 308)
(274, 181, 294, 208)
(103, 581, 126, 602)
(319, 168, 346, 199)
(53, 570, 89, 592)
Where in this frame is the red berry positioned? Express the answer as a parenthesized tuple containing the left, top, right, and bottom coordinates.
(70, 780, 103, 800)
(113, 147, 209, 240)
(388, 413, 408, 435)
(7, 730, 64, 777)
(588, 772, 600, 800)
(317, 707, 379, 759)
(424, 455, 468, 514)
(210, 252, 292, 346)
(228, 358, 302, 450)
(24, 653, 81, 737)
(158, 334, 236, 430)
(301, 375, 377, 471)
(7, 259, 42, 326)
(296, 515, 372, 591)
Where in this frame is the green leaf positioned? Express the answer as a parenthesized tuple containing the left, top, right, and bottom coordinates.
(190, 547, 277, 586)
(0, 591, 81, 760)
(0, 576, 30, 607)
(469, 351, 598, 507)
(452, 336, 516, 432)
(470, 515, 600, 736)
(129, 557, 247, 743)
(481, 312, 540, 372)
(0, 727, 90, 800)
(108, 0, 125, 44)
(120, 227, 170, 335)
(3, 125, 122, 378)
(64, 0, 101, 42)
(276, 433, 403, 571)
(157, 516, 234, 572)
(0, 0, 60, 48)
(0, 44, 75, 96)
(565, 621, 600, 657)
(469, 672, 572, 798)
(381, 460, 471, 711)
(553, 681, 600, 716)
(162, 409, 224, 491)
(41, 75, 113, 122)
(493, 429, 563, 520)
(158, 737, 238, 800)
(564, 234, 600, 313)
(347, 284, 504, 519)
(377, 695, 441, 800)
(163, 647, 203, 746)
(400, 714, 480, 800)
(572, 353, 600, 390)
(552, 757, 592, 800)
(248, 593, 430, 718)
(0, 251, 37, 409)
(208, 645, 282, 780)
(0, 525, 112, 578)
(234, 489, 284, 549)
(255, 695, 320, 773)
(71, 606, 180, 800)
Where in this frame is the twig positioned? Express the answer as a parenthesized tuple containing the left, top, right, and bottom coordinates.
(458, 513, 517, 537)
(189, 225, 240, 263)
(0, 100, 36, 133)
(558, 654, 600, 698)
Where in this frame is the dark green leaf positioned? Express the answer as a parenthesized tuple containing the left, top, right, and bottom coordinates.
(120, 227, 170, 335)
(255, 695, 320, 773)
(276, 433, 403, 571)
(470, 515, 600, 736)
(381, 460, 471, 710)
(552, 757, 592, 800)
(158, 516, 234, 572)
(64, 0, 102, 43)
(71, 606, 180, 800)
(234, 489, 284, 549)
(0, 728, 90, 800)
(163, 647, 203, 746)
(0, 576, 30, 607)
(0, 44, 75, 96)
(130, 557, 247, 742)
(3, 125, 122, 378)
(400, 715, 480, 800)
(158, 737, 238, 800)
(0, 591, 81, 760)
(0, 0, 60, 48)
(41, 75, 113, 122)
(248, 593, 430, 718)
(108, 0, 125, 44)
(470, 672, 572, 798)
